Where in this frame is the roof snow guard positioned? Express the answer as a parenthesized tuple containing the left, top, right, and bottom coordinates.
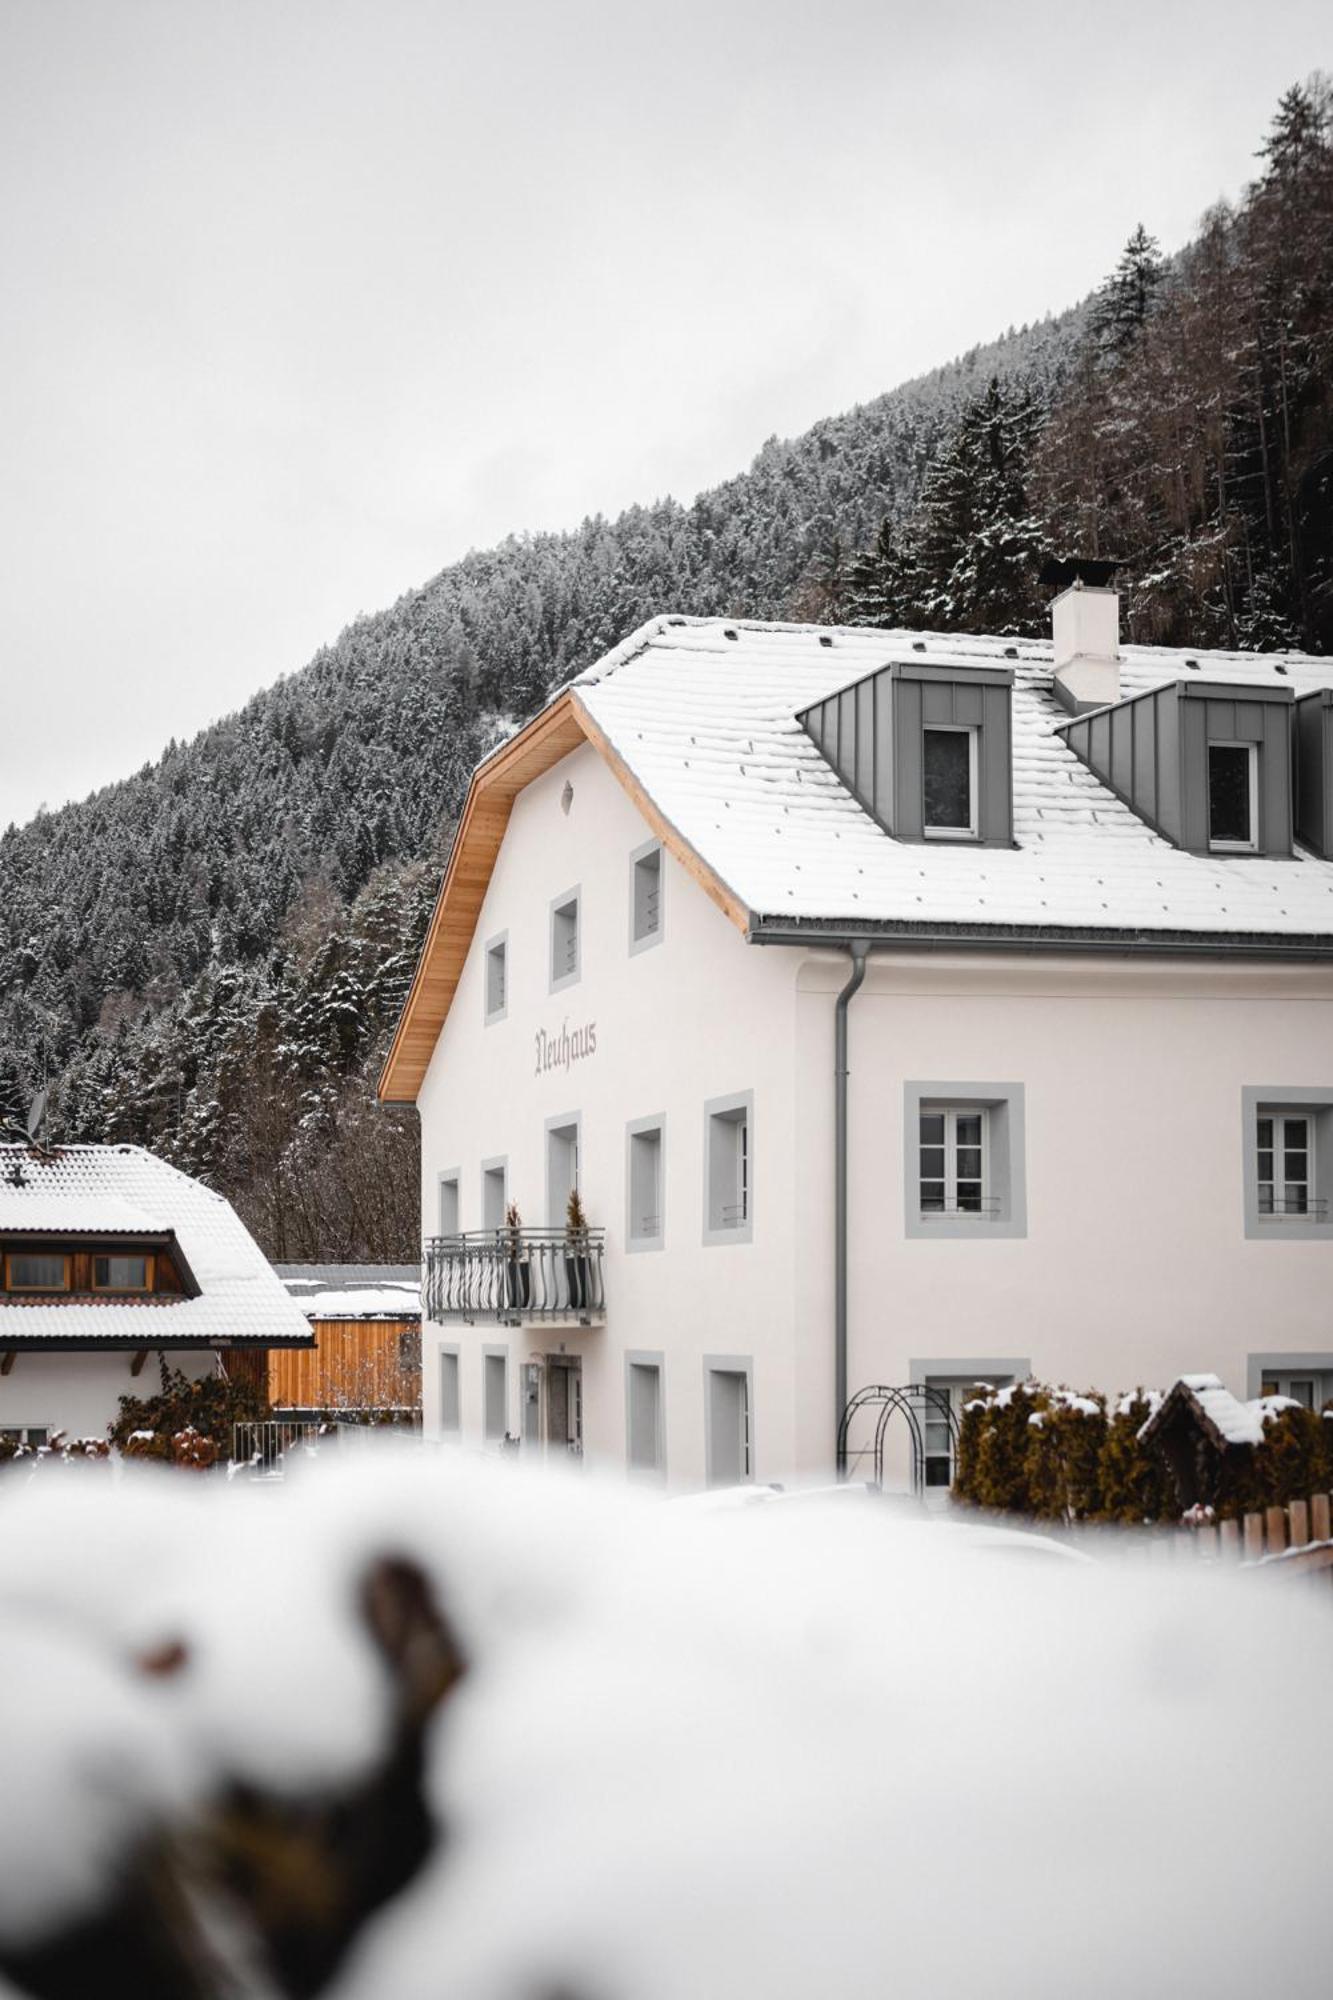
(379, 616, 1333, 1103)
(0, 1145, 314, 1349)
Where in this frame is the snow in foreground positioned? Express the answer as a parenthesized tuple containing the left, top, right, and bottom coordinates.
(0, 1452, 1329, 1999)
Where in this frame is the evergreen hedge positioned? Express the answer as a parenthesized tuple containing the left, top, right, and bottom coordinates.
(954, 1381, 1333, 1524)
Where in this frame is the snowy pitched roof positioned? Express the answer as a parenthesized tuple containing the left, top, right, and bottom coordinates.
(0, 1145, 314, 1348)
(380, 612, 1333, 1102)
(571, 616, 1333, 942)
(1140, 1373, 1295, 1452)
(276, 1265, 421, 1322)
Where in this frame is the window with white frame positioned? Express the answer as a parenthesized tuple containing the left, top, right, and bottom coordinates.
(550, 891, 580, 991)
(439, 1350, 460, 1436)
(1208, 742, 1258, 852)
(918, 1106, 990, 1217)
(482, 1162, 507, 1234)
(484, 935, 507, 1022)
(630, 842, 663, 950)
(705, 1094, 752, 1242)
(0, 1425, 49, 1449)
(922, 725, 978, 838)
(1258, 1368, 1333, 1411)
(1256, 1110, 1320, 1219)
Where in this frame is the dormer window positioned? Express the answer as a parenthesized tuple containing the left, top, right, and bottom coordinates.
(93, 1253, 153, 1292)
(922, 727, 978, 839)
(798, 661, 1014, 847)
(1208, 743, 1257, 852)
(5, 1252, 69, 1292)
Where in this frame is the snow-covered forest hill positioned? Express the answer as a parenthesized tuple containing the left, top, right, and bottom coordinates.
(1, 80, 1329, 1261)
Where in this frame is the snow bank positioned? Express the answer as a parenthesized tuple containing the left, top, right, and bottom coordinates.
(0, 1453, 1329, 1999)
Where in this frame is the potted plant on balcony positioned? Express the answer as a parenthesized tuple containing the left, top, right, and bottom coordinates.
(504, 1201, 531, 1310)
(564, 1187, 592, 1312)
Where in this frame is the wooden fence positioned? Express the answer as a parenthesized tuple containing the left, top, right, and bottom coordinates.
(1163, 1492, 1333, 1577)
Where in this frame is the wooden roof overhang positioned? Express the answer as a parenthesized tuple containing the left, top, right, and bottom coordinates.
(377, 688, 752, 1104)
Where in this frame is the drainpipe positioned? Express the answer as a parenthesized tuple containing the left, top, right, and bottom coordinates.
(834, 941, 869, 1470)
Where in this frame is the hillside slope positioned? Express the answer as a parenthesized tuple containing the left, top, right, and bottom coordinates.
(0, 311, 1081, 1255)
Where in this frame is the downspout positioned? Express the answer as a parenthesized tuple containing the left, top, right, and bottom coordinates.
(834, 941, 869, 1471)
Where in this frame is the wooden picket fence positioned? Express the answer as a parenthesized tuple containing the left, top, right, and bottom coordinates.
(1169, 1491, 1333, 1577)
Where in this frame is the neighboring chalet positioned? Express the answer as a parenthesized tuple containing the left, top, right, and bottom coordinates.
(380, 583, 1333, 1492)
(272, 1264, 422, 1420)
(0, 1143, 313, 1444)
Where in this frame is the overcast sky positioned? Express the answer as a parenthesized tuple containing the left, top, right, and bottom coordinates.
(1, 0, 1328, 829)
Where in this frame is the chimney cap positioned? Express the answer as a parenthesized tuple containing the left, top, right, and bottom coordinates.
(1040, 555, 1120, 591)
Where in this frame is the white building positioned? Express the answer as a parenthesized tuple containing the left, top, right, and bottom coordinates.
(0, 1143, 313, 1445)
(380, 585, 1333, 1491)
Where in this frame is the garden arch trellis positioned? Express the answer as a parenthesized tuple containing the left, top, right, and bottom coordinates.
(836, 1383, 959, 1493)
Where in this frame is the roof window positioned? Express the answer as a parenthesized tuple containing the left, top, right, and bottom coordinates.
(1059, 677, 1294, 857)
(798, 660, 1015, 847)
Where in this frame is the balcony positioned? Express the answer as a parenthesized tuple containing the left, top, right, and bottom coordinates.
(423, 1229, 606, 1325)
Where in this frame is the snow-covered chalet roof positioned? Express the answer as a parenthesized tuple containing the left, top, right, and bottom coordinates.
(571, 615, 1333, 941)
(0, 1145, 314, 1349)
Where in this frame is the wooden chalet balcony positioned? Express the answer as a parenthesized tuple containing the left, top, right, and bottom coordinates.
(423, 1229, 606, 1325)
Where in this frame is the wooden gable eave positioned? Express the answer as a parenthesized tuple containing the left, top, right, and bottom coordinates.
(377, 687, 754, 1105)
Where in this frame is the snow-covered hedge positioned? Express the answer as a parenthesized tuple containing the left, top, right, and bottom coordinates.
(954, 1380, 1333, 1523)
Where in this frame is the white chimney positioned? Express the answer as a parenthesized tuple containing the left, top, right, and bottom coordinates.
(1052, 581, 1121, 715)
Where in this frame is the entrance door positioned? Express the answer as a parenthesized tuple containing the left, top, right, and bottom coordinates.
(546, 1356, 583, 1458)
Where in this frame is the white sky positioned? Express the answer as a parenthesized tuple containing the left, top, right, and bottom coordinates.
(1, 0, 1328, 830)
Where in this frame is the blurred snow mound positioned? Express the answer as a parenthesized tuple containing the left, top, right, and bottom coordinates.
(0, 1449, 1328, 2000)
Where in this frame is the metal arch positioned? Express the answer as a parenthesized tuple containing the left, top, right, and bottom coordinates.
(837, 1382, 961, 1494)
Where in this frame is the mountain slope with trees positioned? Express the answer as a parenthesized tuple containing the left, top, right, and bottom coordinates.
(1, 79, 1329, 1259)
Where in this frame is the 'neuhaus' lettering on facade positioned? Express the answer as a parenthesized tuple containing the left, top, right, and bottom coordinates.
(535, 1020, 598, 1077)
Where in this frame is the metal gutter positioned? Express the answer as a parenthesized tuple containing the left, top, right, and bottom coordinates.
(832, 942, 868, 1470)
(749, 921, 1333, 960)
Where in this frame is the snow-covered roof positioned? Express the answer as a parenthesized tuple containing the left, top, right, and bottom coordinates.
(0, 1145, 314, 1348)
(276, 1263, 421, 1322)
(1141, 1373, 1297, 1450)
(572, 616, 1333, 941)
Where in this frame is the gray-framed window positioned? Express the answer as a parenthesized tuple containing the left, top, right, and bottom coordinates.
(1249, 1354, 1333, 1410)
(0, 1425, 49, 1449)
(626, 1350, 666, 1476)
(483, 1346, 509, 1442)
(704, 1091, 753, 1246)
(629, 839, 664, 953)
(481, 1157, 508, 1234)
(438, 1346, 461, 1437)
(545, 1113, 581, 1227)
(626, 1115, 665, 1251)
(437, 1170, 460, 1237)
(910, 1358, 1030, 1490)
(903, 1082, 1027, 1239)
(922, 724, 979, 839)
(1208, 741, 1258, 852)
(704, 1355, 754, 1487)
(484, 931, 508, 1024)
(550, 887, 581, 993)
(1242, 1088, 1333, 1238)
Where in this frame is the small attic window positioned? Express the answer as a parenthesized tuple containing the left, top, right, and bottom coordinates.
(5, 1252, 69, 1292)
(923, 727, 978, 839)
(1208, 743, 1257, 852)
(484, 934, 507, 1024)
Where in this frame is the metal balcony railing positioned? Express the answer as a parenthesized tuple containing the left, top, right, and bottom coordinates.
(423, 1229, 606, 1324)
(1258, 1194, 1329, 1219)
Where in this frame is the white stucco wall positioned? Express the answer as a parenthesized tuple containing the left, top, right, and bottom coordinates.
(0, 1348, 218, 1442)
(417, 743, 802, 1488)
(794, 950, 1333, 1463)
(416, 741, 1333, 1491)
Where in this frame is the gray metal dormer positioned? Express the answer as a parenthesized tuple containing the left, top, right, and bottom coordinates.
(797, 660, 1015, 847)
(1058, 676, 1295, 857)
(1295, 688, 1333, 858)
